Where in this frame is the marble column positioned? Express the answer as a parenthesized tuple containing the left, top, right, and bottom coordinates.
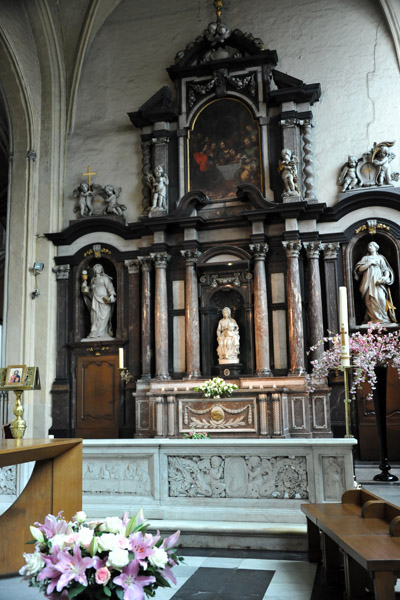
(304, 242, 324, 362)
(181, 249, 201, 379)
(282, 240, 306, 375)
(138, 256, 153, 379)
(124, 259, 140, 378)
(249, 243, 272, 376)
(151, 252, 171, 380)
(301, 119, 316, 202)
(52, 265, 71, 378)
(322, 242, 340, 336)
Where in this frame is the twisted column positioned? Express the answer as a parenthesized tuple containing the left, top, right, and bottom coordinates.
(151, 252, 171, 380)
(302, 119, 316, 202)
(249, 243, 272, 376)
(138, 257, 153, 379)
(282, 240, 306, 375)
(304, 242, 324, 362)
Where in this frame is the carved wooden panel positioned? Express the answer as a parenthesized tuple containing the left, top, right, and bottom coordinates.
(76, 355, 119, 438)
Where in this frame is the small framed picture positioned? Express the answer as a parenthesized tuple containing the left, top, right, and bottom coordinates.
(5, 365, 27, 386)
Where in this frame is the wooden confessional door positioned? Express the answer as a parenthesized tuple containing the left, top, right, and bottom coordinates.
(76, 354, 119, 438)
(357, 365, 400, 461)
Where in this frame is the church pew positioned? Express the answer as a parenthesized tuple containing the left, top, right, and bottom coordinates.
(301, 489, 400, 599)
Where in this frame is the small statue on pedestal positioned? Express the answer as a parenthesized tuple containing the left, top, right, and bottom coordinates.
(338, 155, 360, 191)
(73, 183, 94, 217)
(372, 142, 396, 186)
(145, 166, 169, 217)
(216, 307, 240, 364)
(278, 149, 300, 198)
(102, 185, 126, 216)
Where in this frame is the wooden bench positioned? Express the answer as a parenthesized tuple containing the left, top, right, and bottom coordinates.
(301, 489, 400, 600)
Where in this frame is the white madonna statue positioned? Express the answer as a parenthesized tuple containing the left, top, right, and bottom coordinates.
(216, 307, 240, 364)
(81, 264, 116, 339)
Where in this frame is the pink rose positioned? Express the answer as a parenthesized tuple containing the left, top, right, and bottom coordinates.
(95, 567, 111, 585)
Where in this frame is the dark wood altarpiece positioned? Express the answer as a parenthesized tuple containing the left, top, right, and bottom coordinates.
(46, 17, 400, 458)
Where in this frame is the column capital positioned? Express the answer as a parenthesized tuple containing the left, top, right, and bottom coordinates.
(282, 240, 302, 258)
(303, 241, 323, 259)
(151, 252, 171, 268)
(138, 255, 153, 271)
(53, 265, 70, 280)
(180, 249, 201, 265)
(249, 243, 269, 260)
(322, 242, 340, 260)
(124, 259, 140, 275)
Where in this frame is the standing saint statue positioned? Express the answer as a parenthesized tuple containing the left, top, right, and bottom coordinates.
(354, 241, 396, 323)
(81, 264, 116, 338)
(216, 307, 240, 364)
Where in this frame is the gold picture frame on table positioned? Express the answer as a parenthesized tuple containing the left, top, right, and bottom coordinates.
(4, 365, 27, 387)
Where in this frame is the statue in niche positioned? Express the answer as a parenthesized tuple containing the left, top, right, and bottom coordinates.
(144, 166, 169, 215)
(278, 149, 299, 197)
(81, 264, 116, 339)
(73, 183, 94, 217)
(103, 185, 126, 216)
(354, 241, 396, 323)
(372, 142, 396, 186)
(217, 307, 240, 363)
(338, 155, 360, 191)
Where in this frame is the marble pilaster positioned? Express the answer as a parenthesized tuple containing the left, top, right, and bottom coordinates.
(155, 396, 164, 436)
(124, 259, 140, 378)
(181, 250, 201, 378)
(303, 242, 324, 361)
(282, 240, 306, 375)
(258, 393, 269, 437)
(52, 265, 71, 379)
(322, 242, 340, 336)
(271, 393, 282, 437)
(138, 256, 153, 379)
(151, 252, 171, 380)
(249, 243, 272, 376)
(167, 395, 176, 437)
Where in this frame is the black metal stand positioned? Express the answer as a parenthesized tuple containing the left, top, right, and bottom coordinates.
(372, 365, 398, 482)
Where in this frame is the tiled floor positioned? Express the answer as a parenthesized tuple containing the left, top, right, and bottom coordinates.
(1, 549, 316, 600)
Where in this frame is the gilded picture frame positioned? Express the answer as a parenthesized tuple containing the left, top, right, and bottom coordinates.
(4, 364, 27, 387)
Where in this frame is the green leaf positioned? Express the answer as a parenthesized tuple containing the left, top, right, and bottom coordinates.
(103, 586, 112, 597)
(68, 583, 86, 599)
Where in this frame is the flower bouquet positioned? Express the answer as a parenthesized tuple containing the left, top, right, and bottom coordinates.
(193, 377, 238, 399)
(20, 509, 182, 600)
(306, 323, 400, 400)
(183, 430, 210, 439)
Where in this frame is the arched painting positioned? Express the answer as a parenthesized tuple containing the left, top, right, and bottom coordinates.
(188, 98, 262, 201)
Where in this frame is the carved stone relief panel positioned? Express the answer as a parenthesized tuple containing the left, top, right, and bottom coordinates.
(167, 454, 308, 499)
(83, 458, 152, 497)
(179, 397, 258, 433)
(0, 466, 17, 494)
(322, 456, 345, 501)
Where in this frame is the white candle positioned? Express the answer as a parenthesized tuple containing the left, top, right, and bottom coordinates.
(119, 347, 124, 369)
(339, 287, 350, 368)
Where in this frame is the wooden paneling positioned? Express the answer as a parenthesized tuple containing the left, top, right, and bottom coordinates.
(0, 439, 82, 575)
(76, 354, 119, 438)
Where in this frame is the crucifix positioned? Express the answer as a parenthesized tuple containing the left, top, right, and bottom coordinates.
(82, 166, 97, 188)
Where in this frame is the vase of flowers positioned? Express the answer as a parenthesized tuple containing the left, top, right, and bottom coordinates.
(307, 322, 400, 481)
(19, 508, 182, 600)
(193, 377, 238, 399)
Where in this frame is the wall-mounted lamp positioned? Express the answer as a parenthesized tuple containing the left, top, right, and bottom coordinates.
(32, 262, 45, 274)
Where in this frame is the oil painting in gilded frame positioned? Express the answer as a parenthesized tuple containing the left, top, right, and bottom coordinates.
(5, 364, 27, 386)
(188, 98, 263, 201)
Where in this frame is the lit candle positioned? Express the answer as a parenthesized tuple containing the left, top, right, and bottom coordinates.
(339, 287, 350, 368)
(119, 347, 124, 369)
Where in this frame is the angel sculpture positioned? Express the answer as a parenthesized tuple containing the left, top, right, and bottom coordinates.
(372, 141, 396, 186)
(73, 182, 94, 217)
(278, 149, 299, 197)
(338, 155, 360, 192)
(103, 185, 126, 216)
(144, 166, 169, 211)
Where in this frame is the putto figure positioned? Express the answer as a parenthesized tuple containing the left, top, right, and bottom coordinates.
(338, 155, 360, 191)
(278, 148, 299, 197)
(216, 307, 240, 364)
(73, 182, 94, 217)
(82, 264, 116, 339)
(103, 185, 126, 216)
(372, 141, 396, 186)
(354, 241, 396, 323)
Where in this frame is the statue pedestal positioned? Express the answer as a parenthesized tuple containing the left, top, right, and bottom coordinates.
(217, 363, 243, 378)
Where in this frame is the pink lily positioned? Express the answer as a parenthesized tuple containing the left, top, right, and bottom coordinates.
(161, 530, 180, 551)
(113, 559, 155, 600)
(54, 544, 96, 592)
(128, 531, 159, 568)
(35, 512, 71, 539)
(37, 546, 62, 594)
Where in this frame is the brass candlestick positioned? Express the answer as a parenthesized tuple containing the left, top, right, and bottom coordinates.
(10, 390, 27, 439)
